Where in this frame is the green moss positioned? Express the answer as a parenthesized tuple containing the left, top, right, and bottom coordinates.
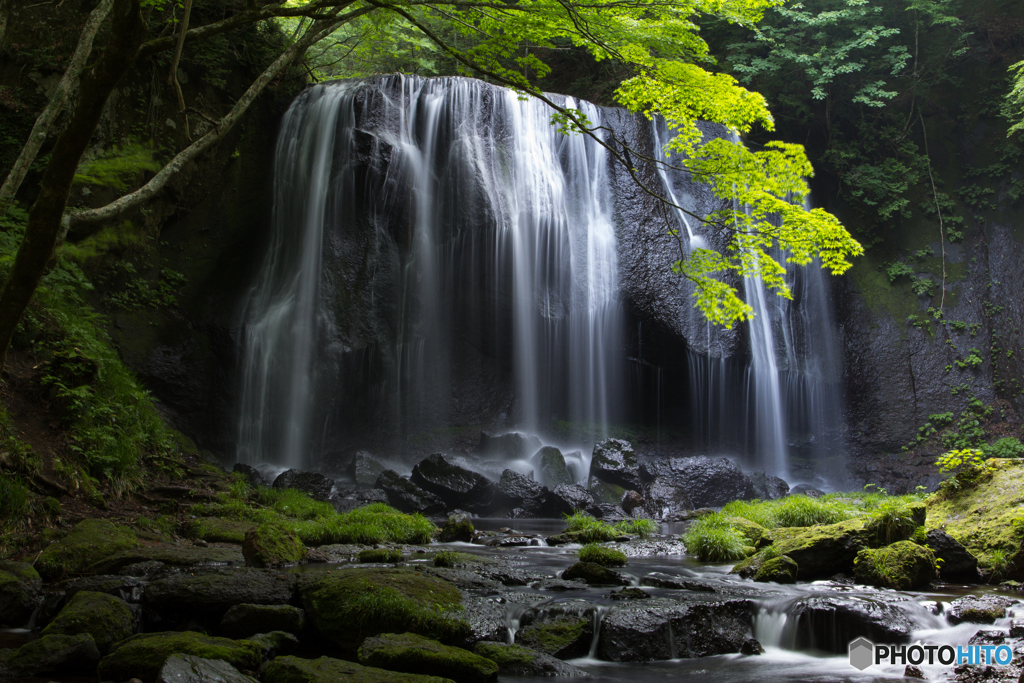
(516, 617, 587, 657)
(437, 514, 474, 543)
(41, 591, 133, 654)
(926, 460, 1024, 576)
(753, 555, 798, 584)
(683, 513, 749, 561)
(242, 523, 306, 567)
(359, 548, 404, 563)
(727, 517, 766, 546)
(300, 568, 468, 651)
(560, 510, 617, 542)
(589, 479, 626, 505)
(758, 518, 869, 580)
(97, 631, 261, 682)
(8, 633, 100, 674)
(36, 519, 139, 580)
(864, 501, 926, 547)
(562, 561, 627, 585)
(358, 632, 498, 683)
(471, 642, 535, 668)
(433, 551, 488, 568)
(854, 541, 936, 590)
(0, 562, 40, 583)
(183, 517, 254, 544)
(578, 543, 627, 567)
(848, 255, 921, 329)
(264, 655, 456, 683)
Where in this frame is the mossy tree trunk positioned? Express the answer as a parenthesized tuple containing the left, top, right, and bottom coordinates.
(0, 0, 146, 372)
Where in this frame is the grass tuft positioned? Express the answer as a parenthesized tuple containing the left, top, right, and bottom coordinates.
(682, 513, 748, 562)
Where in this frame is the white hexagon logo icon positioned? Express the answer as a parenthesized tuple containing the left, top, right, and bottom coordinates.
(849, 637, 874, 671)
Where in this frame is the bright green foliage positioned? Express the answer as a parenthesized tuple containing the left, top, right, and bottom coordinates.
(683, 513, 749, 561)
(73, 142, 161, 191)
(359, 548, 404, 563)
(1007, 59, 1024, 137)
(433, 551, 487, 568)
(854, 541, 936, 590)
(613, 518, 657, 537)
(0, 471, 28, 531)
(983, 437, 1024, 459)
(722, 495, 846, 528)
(578, 543, 628, 567)
(936, 448, 994, 494)
(243, 523, 307, 567)
(562, 510, 617, 542)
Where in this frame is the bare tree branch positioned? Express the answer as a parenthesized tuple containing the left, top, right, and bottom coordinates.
(167, 0, 194, 138)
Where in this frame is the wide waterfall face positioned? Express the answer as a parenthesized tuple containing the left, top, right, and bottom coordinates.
(235, 76, 625, 468)
(235, 75, 845, 481)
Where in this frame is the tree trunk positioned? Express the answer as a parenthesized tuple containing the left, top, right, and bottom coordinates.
(0, 0, 146, 373)
(0, 0, 115, 217)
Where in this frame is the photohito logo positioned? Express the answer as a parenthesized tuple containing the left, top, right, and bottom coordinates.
(849, 638, 1015, 670)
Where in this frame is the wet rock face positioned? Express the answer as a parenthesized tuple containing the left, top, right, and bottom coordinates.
(7, 633, 101, 676)
(232, 463, 268, 488)
(358, 632, 499, 683)
(589, 439, 642, 490)
(545, 484, 598, 517)
(926, 530, 980, 583)
(411, 454, 496, 513)
(787, 596, 915, 653)
(946, 595, 1016, 625)
(143, 568, 298, 621)
(517, 613, 594, 659)
(748, 471, 790, 501)
(535, 447, 573, 488)
(0, 569, 43, 628)
(219, 604, 306, 639)
(472, 641, 590, 677)
(273, 469, 335, 501)
(476, 432, 542, 461)
(494, 469, 546, 515)
(157, 654, 258, 683)
(348, 452, 386, 487)
(642, 456, 757, 511)
(375, 469, 447, 515)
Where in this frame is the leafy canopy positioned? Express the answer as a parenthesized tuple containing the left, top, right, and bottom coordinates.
(283, 0, 863, 327)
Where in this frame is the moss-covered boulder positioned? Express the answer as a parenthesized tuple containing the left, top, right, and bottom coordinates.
(589, 480, 627, 506)
(758, 519, 869, 580)
(41, 590, 134, 654)
(36, 519, 139, 579)
(89, 545, 245, 574)
(243, 524, 307, 568)
(854, 541, 936, 590)
(864, 503, 927, 547)
(8, 633, 101, 676)
(248, 631, 300, 659)
(299, 568, 468, 652)
(359, 548, 404, 563)
(184, 517, 256, 544)
(562, 562, 630, 586)
(0, 562, 41, 583)
(753, 556, 798, 584)
(358, 632, 498, 683)
(472, 641, 589, 677)
(97, 631, 261, 682)
(946, 595, 1015, 625)
(0, 569, 42, 627)
(516, 616, 592, 659)
(220, 604, 306, 639)
(577, 545, 627, 567)
(729, 518, 767, 547)
(264, 655, 455, 683)
(144, 567, 298, 618)
(437, 513, 475, 543)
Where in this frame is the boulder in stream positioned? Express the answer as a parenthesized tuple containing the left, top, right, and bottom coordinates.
(98, 632, 262, 683)
(411, 454, 496, 513)
(473, 641, 589, 677)
(41, 590, 134, 654)
(946, 595, 1016, 624)
(157, 654, 258, 683)
(853, 541, 936, 590)
(925, 529, 980, 582)
(232, 463, 268, 489)
(475, 432, 542, 460)
(516, 613, 593, 659)
(0, 567, 42, 628)
(375, 470, 447, 515)
(784, 596, 915, 652)
(219, 604, 306, 639)
(143, 567, 298, 620)
(589, 439, 642, 490)
(348, 452, 387, 487)
(7, 633, 101, 676)
(273, 469, 335, 501)
(494, 469, 547, 516)
(747, 471, 790, 500)
(264, 656, 455, 683)
(535, 447, 573, 487)
(358, 632, 499, 683)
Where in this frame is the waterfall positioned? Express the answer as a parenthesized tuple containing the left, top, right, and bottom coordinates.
(235, 76, 625, 467)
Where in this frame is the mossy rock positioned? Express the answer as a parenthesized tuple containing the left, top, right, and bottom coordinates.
(220, 604, 306, 639)
(243, 524, 307, 567)
(8, 633, 101, 676)
(728, 517, 767, 547)
(358, 632, 498, 683)
(759, 519, 868, 580)
(577, 545, 627, 567)
(472, 641, 589, 677)
(359, 548, 404, 564)
(0, 570, 42, 627)
(516, 616, 591, 659)
(437, 514, 475, 543)
(562, 561, 629, 586)
(854, 541, 936, 590)
(264, 655, 456, 683)
(247, 631, 300, 659)
(36, 519, 139, 580)
(433, 551, 489, 568)
(90, 545, 245, 574)
(0, 562, 41, 584)
(299, 568, 468, 651)
(589, 480, 627, 506)
(946, 595, 1015, 624)
(864, 503, 927, 547)
(41, 590, 134, 654)
(753, 556, 798, 584)
(97, 631, 261, 682)
(184, 517, 255, 544)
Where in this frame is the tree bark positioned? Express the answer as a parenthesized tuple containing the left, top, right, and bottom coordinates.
(0, 0, 146, 372)
(0, 0, 116, 217)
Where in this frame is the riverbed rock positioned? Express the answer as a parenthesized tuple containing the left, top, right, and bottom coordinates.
(494, 469, 547, 516)
(753, 556, 798, 583)
(597, 597, 752, 662)
(375, 470, 447, 515)
(242, 524, 306, 567)
(349, 452, 387, 487)
(641, 476, 692, 521)
(89, 546, 246, 574)
(472, 641, 589, 677)
(220, 604, 306, 639)
(0, 569, 42, 628)
(662, 456, 757, 508)
(232, 463, 268, 489)
(760, 518, 869, 580)
(41, 590, 134, 654)
(946, 595, 1016, 624)
(264, 655, 456, 683)
(36, 518, 140, 580)
(589, 439, 641, 490)
(747, 471, 790, 500)
(475, 432, 542, 460)
(144, 567, 298, 619)
(545, 484, 597, 516)
(157, 654, 258, 683)
(299, 567, 468, 651)
(411, 454, 496, 513)
(854, 541, 936, 590)
(98, 632, 262, 683)
(925, 529, 980, 582)
(563, 562, 631, 586)
(789, 484, 824, 497)
(535, 447, 573, 488)
(7, 633, 101, 676)
(438, 513, 476, 542)
(359, 632, 498, 683)
(183, 517, 255, 544)
(784, 596, 915, 652)
(273, 469, 335, 501)
(517, 614, 593, 659)
(248, 630, 300, 658)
